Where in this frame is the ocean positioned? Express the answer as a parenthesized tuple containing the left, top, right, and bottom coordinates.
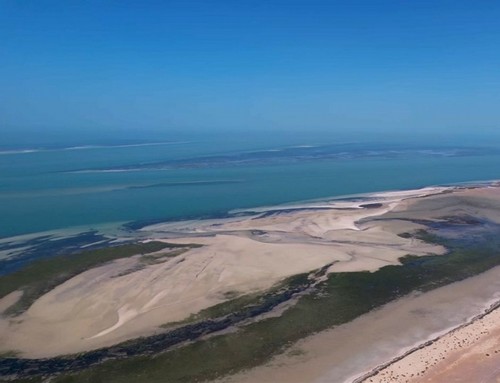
(1, 131, 500, 239)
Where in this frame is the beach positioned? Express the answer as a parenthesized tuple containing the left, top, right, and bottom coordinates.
(361, 300, 500, 383)
(1, 184, 500, 383)
(222, 265, 500, 383)
(0, 186, 446, 357)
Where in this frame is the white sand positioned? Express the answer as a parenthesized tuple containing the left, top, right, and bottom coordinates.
(0, 291, 22, 314)
(361, 304, 500, 383)
(0, 186, 476, 359)
(219, 185, 500, 383)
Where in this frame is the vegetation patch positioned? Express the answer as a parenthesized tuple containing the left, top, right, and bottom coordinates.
(43, 224, 500, 383)
(4, 219, 500, 383)
(0, 352, 19, 359)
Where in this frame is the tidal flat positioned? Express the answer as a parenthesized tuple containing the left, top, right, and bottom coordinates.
(1, 184, 500, 382)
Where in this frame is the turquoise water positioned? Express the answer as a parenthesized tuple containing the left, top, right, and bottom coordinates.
(1, 133, 500, 238)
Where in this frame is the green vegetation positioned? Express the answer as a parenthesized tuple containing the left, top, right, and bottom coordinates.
(160, 272, 310, 329)
(0, 379, 41, 383)
(0, 242, 196, 316)
(159, 290, 264, 329)
(45, 228, 500, 383)
(0, 351, 19, 358)
(192, 272, 309, 320)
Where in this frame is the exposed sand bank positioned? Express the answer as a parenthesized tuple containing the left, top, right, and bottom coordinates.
(0, 185, 495, 360)
(218, 184, 500, 383)
(0, 291, 22, 314)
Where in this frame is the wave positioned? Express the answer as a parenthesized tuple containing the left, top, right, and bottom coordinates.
(70, 168, 149, 174)
(127, 180, 243, 189)
(0, 141, 191, 156)
(0, 149, 41, 155)
(61, 141, 191, 151)
(286, 145, 319, 149)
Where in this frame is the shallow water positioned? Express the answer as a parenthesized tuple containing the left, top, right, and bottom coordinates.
(1, 133, 500, 238)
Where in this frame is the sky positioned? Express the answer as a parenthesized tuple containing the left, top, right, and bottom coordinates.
(1, 0, 500, 141)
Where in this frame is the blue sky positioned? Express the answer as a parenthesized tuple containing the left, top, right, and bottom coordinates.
(1, 1, 500, 138)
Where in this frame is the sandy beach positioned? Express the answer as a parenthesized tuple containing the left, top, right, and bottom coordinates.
(0, 186, 446, 357)
(358, 293, 500, 383)
(219, 265, 500, 383)
(1, 184, 499, 375)
(218, 184, 500, 383)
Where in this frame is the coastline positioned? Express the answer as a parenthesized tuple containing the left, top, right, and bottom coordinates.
(221, 265, 500, 383)
(0, 184, 449, 358)
(355, 297, 500, 383)
(1, 180, 495, 245)
(1, 182, 500, 382)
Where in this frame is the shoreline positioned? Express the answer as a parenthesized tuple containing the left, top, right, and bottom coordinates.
(0, 184, 451, 358)
(220, 263, 500, 383)
(1, 182, 500, 382)
(353, 298, 500, 383)
(3, 179, 497, 243)
(0, 184, 455, 274)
